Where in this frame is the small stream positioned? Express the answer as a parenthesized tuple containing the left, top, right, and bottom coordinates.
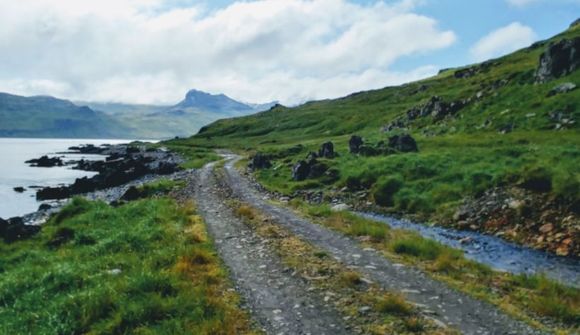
(358, 212, 580, 287)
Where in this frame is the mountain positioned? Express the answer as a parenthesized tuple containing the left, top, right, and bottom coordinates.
(0, 93, 132, 139)
(84, 90, 276, 139)
(0, 89, 275, 140)
(171, 21, 580, 257)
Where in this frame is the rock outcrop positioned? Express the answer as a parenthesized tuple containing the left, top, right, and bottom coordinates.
(318, 142, 335, 158)
(291, 154, 329, 181)
(25, 155, 64, 167)
(349, 135, 364, 154)
(388, 134, 418, 153)
(535, 37, 580, 82)
(547, 82, 577, 97)
(0, 217, 41, 243)
(382, 96, 466, 132)
(249, 153, 272, 170)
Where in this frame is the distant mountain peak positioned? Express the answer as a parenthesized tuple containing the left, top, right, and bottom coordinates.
(176, 89, 253, 112)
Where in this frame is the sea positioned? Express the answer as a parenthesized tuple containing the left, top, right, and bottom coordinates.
(0, 138, 131, 218)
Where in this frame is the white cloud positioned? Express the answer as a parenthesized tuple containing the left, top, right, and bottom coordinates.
(506, 0, 539, 7)
(0, 0, 455, 105)
(470, 22, 536, 62)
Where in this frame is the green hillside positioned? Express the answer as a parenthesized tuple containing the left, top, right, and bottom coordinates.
(170, 22, 580, 255)
(0, 93, 132, 139)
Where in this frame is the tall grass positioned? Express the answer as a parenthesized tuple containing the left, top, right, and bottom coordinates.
(0, 198, 253, 334)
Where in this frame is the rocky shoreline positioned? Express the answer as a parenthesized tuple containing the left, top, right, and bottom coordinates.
(0, 143, 186, 243)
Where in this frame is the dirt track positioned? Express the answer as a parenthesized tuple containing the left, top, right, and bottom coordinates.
(187, 155, 543, 335)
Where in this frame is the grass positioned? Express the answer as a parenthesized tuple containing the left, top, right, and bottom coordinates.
(136, 178, 185, 196)
(288, 200, 580, 333)
(162, 144, 220, 169)
(0, 197, 255, 335)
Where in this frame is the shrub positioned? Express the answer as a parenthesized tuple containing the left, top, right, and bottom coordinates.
(392, 237, 444, 261)
(375, 294, 412, 316)
(372, 176, 404, 207)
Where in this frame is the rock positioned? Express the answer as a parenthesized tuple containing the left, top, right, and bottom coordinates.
(331, 204, 350, 212)
(0, 217, 41, 243)
(36, 186, 71, 200)
(38, 203, 52, 211)
(68, 144, 107, 154)
(292, 160, 311, 181)
(349, 135, 364, 154)
(291, 154, 328, 181)
(358, 306, 372, 315)
(107, 268, 123, 275)
(13, 187, 25, 193)
(539, 223, 554, 233)
(25, 155, 64, 167)
(535, 37, 580, 82)
(459, 237, 473, 244)
(454, 67, 478, 79)
(249, 152, 272, 170)
(121, 186, 142, 201)
(547, 82, 577, 96)
(387, 134, 418, 153)
(499, 123, 514, 134)
(318, 142, 335, 158)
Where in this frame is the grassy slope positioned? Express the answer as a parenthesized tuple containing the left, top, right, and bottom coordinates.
(168, 25, 580, 222)
(0, 197, 254, 335)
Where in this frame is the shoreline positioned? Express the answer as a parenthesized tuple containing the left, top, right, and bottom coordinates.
(1, 142, 185, 242)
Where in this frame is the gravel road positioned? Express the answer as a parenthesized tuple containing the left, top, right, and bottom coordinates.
(187, 161, 350, 335)
(216, 154, 544, 335)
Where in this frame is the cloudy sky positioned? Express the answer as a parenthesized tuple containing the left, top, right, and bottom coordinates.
(0, 0, 578, 105)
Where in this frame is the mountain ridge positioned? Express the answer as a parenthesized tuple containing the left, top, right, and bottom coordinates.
(0, 89, 275, 139)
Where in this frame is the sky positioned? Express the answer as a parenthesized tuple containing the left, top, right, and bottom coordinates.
(0, 0, 578, 106)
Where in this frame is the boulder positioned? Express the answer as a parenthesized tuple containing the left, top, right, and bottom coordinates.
(121, 186, 142, 201)
(0, 217, 41, 243)
(25, 155, 64, 167)
(547, 82, 577, 97)
(349, 135, 364, 154)
(36, 186, 71, 200)
(292, 160, 311, 181)
(13, 187, 25, 193)
(249, 153, 272, 170)
(318, 142, 335, 158)
(38, 203, 52, 211)
(536, 37, 580, 82)
(291, 153, 329, 181)
(387, 134, 418, 153)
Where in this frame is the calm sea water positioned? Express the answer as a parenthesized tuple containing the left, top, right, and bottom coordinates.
(0, 138, 131, 218)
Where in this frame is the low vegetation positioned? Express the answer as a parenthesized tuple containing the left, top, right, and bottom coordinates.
(0, 197, 254, 334)
(289, 200, 580, 332)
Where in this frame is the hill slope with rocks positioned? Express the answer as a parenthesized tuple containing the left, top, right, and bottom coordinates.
(171, 21, 580, 257)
